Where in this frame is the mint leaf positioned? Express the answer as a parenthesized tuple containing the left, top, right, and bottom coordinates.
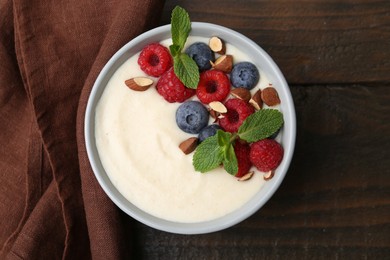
(169, 6, 200, 89)
(193, 130, 239, 175)
(238, 109, 283, 142)
(171, 6, 191, 50)
(216, 130, 238, 175)
(169, 44, 181, 57)
(193, 135, 223, 173)
(222, 143, 238, 175)
(173, 53, 200, 88)
(217, 130, 231, 147)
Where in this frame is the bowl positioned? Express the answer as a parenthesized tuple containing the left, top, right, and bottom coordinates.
(84, 22, 296, 234)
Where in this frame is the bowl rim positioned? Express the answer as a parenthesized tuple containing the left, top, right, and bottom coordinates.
(85, 22, 296, 234)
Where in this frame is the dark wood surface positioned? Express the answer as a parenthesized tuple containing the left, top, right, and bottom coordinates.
(130, 1, 390, 259)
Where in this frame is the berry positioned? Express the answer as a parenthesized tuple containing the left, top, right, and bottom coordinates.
(230, 62, 260, 90)
(219, 98, 255, 133)
(176, 101, 209, 134)
(198, 124, 221, 142)
(250, 139, 284, 172)
(233, 141, 252, 178)
(196, 70, 230, 104)
(185, 42, 215, 71)
(156, 68, 195, 103)
(138, 43, 173, 77)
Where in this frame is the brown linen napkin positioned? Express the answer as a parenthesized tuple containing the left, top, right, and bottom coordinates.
(0, 0, 165, 259)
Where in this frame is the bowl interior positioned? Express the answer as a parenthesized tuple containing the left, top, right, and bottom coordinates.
(85, 22, 296, 234)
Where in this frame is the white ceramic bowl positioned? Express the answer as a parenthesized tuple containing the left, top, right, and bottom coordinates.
(85, 22, 296, 234)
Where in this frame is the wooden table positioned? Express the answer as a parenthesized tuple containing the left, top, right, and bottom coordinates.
(130, 1, 390, 258)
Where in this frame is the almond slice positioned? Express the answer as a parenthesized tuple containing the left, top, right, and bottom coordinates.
(209, 36, 226, 54)
(238, 171, 254, 181)
(231, 88, 251, 102)
(211, 55, 233, 73)
(209, 101, 227, 113)
(125, 77, 153, 91)
(263, 170, 275, 181)
(249, 89, 263, 110)
(179, 137, 198, 155)
(208, 108, 218, 119)
(208, 108, 219, 123)
(261, 86, 280, 106)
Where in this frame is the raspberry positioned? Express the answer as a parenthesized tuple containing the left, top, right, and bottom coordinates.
(138, 43, 172, 77)
(233, 141, 252, 178)
(196, 70, 230, 104)
(219, 98, 254, 133)
(250, 139, 283, 172)
(156, 68, 195, 103)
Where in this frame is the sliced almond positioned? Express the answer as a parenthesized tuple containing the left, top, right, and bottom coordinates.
(238, 171, 254, 181)
(231, 88, 251, 102)
(208, 108, 219, 123)
(209, 101, 227, 113)
(125, 77, 153, 91)
(261, 87, 280, 106)
(211, 55, 233, 73)
(263, 170, 275, 181)
(209, 36, 226, 54)
(208, 108, 218, 119)
(179, 137, 198, 155)
(249, 89, 263, 110)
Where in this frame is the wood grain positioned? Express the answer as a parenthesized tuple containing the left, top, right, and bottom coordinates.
(130, 85, 390, 259)
(160, 0, 390, 84)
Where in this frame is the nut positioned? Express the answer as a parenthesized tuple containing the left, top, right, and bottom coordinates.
(208, 108, 219, 123)
(230, 88, 251, 102)
(209, 108, 218, 119)
(238, 171, 254, 181)
(209, 101, 227, 113)
(249, 89, 263, 110)
(125, 77, 153, 91)
(261, 86, 280, 106)
(209, 36, 226, 54)
(179, 137, 198, 155)
(263, 170, 275, 181)
(211, 55, 233, 73)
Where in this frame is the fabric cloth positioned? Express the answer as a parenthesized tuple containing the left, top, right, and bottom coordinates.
(0, 0, 165, 259)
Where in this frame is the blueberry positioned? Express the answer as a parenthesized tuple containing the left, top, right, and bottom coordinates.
(185, 42, 215, 71)
(230, 62, 260, 90)
(176, 101, 209, 134)
(198, 124, 222, 142)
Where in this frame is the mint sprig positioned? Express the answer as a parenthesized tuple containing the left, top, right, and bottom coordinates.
(217, 130, 238, 175)
(238, 109, 284, 142)
(193, 109, 283, 175)
(171, 6, 191, 51)
(193, 130, 238, 175)
(222, 140, 238, 175)
(173, 54, 200, 89)
(170, 6, 199, 89)
(193, 135, 223, 173)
